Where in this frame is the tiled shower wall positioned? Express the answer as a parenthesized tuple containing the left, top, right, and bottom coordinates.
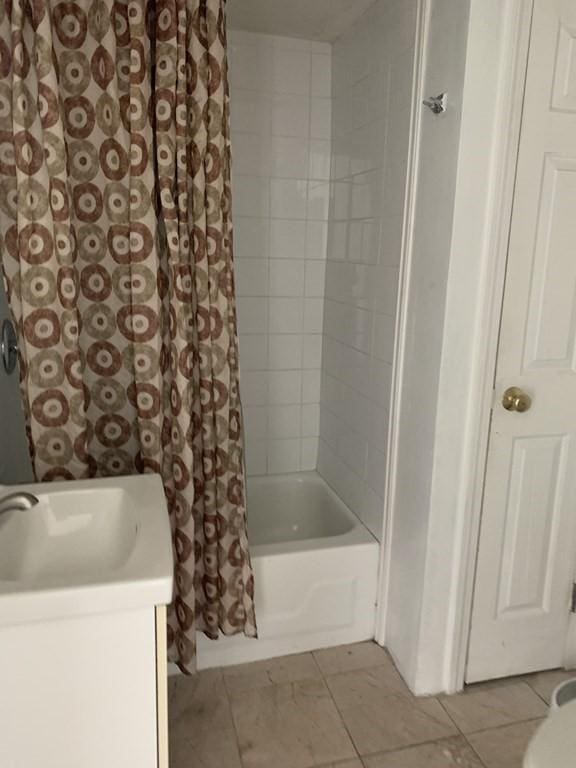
(317, 0, 418, 539)
(228, 32, 332, 475)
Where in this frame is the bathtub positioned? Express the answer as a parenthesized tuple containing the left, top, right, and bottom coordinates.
(197, 471, 380, 670)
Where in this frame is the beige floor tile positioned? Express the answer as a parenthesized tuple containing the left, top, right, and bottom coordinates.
(168, 669, 242, 768)
(168, 669, 234, 743)
(336, 693, 458, 755)
(314, 642, 392, 676)
(440, 682, 548, 734)
(362, 736, 484, 767)
(325, 662, 412, 706)
(316, 762, 363, 768)
(230, 678, 357, 768)
(223, 652, 322, 694)
(169, 727, 242, 768)
(523, 668, 576, 704)
(466, 719, 544, 768)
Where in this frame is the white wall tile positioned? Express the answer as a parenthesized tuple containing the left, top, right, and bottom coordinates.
(311, 41, 331, 55)
(269, 260, 305, 297)
(311, 55, 332, 98)
(244, 406, 268, 440)
(303, 334, 322, 369)
(268, 438, 301, 474)
(233, 175, 270, 218)
(307, 182, 330, 221)
(230, 32, 332, 476)
(228, 37, 271, 92)
(236, 258, 269, 297)
(361, 486, 386, 539)
(302, 369, 321, 403)
(305, 261, 326, 297)
(306, 221, 328, 260)
(241, 371, 268, 406)
(301, 404, 320, 437)
(270, 136, 310, 179)
(270, 220, 306, 259)
(310, 98, 332, 139)
(268, 297, 304, 334)
(272, 50, 311, 95)
(272, 94, 310, 137)
(317, 2, 416, 537)
(239, 334, 268, 370)
(245, 437, 267, 475)
(268, 405, 302, 439)
(308, 140, 332, 181)
(304, 298, 324, 333)
(233, 217, 269, 260)
(366, 446, 387, 498)
(268, 370, 302, 405)
(268, 334, 303, 370)
(237, 297, 268, 335)
(231, 133, 271, 176)
(300, 437, 319, 470)
(270, 178, 308, 219)
(231, 89, 271, 134)
(372, 311, 395, 362)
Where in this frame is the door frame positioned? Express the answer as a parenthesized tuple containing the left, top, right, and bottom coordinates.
(376, 0, 537, 693)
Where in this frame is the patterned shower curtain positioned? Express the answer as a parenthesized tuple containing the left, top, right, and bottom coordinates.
(0, 0, 256, 671)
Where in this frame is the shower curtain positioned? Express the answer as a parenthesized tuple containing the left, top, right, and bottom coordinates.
(0, 0, 256, 671)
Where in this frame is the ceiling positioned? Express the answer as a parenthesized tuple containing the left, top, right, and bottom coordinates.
(227, 0, 376, 42)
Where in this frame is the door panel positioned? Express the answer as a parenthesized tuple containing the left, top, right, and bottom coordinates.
(467, 0, 576, 682)
(497, 435, 568, 616)
(525, 156, 576, 370)
(551, 24, 576, 113)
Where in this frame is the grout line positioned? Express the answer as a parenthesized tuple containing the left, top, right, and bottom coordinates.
(464, 739, 489, 768)
(531, 688, 551, 706)
(309, 649, 325, 679)
(221, 665, 250, 768)
(344, 732, 483, 763)
(323, 680, 365, 764)
(436, 697, 465, 735)
(462, 718, 547, 768)
(311, 646, 378, 762)
(461, 715, 547, 739)
(522, 676, 555, 707)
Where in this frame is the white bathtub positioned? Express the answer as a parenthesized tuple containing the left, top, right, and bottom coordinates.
(197, 471, 379, 670)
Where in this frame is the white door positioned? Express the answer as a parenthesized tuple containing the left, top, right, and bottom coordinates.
(466, 0, 576, 683)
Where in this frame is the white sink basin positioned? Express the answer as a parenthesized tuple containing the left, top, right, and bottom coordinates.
(0, 475, 173, 627)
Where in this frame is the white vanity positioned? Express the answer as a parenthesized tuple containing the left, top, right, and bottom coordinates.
(0, 474, 173, 768)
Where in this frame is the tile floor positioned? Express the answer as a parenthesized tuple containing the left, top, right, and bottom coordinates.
(168, 641, 573, 768)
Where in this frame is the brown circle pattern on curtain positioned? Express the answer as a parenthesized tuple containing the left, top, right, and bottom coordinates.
(0, 0, 256, 672)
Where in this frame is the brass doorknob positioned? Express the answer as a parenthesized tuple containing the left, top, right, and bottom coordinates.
(502, 386, 532, 413)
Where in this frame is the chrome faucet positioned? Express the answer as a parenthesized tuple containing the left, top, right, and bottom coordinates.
(0, 492, 39, 517)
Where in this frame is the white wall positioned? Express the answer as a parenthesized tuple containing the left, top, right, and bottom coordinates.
(0, 282, 33, 485)
(382, 0, 536, 695)
(317, 0, 418, 540)
(383, 0, 474, 693)
(229, 32, 332, 476)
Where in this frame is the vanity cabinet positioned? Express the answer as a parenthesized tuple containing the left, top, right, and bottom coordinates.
(0, 605, 169, 768)
(0, 475, 173, 767)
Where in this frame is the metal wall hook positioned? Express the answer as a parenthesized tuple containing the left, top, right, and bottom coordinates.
(423, 92, 447, 114)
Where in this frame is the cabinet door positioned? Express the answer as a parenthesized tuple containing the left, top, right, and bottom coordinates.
(0, 609, 158, 767)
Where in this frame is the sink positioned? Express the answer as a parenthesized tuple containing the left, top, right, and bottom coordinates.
(0, 475, 173, 627)
(0, 488, 138, 582)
